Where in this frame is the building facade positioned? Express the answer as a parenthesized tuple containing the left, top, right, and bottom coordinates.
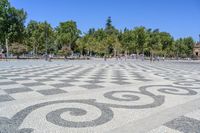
(193, 42, 200, 58)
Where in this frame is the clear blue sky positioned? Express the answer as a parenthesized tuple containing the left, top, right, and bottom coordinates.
(10, 0, 200, 41)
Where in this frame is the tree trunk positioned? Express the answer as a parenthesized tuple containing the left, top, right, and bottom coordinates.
(35, 47, 38, 57)
(150, 51, 153, 62)
(114, 48, 117, 57)
(136, 51, 139, 59)
(6, 38, 9, 58)
(33, 46, 35, 56)
(81, 50, 83, 57)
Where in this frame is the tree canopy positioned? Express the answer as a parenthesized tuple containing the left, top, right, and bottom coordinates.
(0, 0, 197, 58)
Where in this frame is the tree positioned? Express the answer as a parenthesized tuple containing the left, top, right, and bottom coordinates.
(120, 29, 136, 54)
(26, 20, 55, 55)
(175, 38, 185, 58)
(93, 29, 108, 55)
(58, 46, 71, 57)
(134, 26, 147, 55)
(0, 3, 197, 59)
(105, 17, 118, 36)
(9, 42, 27, 59)
(26, 20, 40, 55)
(112, 35, 122, 57)
(104, 34, 121, 57)
(56, 21, 81, 55)
(0, 0, 10, 46)
(146, 29, 162, 57)
(182, 37, 194, 57)
(159, 32, 173, 57)
(0, 0, 27, 59)
(39, 21, 55, 54)
(76, 28, 97, 56)
(6, 7, 27, 43)
(174, 37, 194, 58)
(76, 36, 87, 56)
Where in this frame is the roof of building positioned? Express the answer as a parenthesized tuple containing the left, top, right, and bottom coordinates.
(194, 42, 200, 48)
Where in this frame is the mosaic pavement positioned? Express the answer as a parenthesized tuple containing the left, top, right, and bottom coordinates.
(0, 59, 200, 133)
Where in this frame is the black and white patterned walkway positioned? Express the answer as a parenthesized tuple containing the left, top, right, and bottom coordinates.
(0, 59, 200, 133)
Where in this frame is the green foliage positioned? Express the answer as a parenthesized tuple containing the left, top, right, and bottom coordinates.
(120, 29, 136, 54)
(134, 26, 147, 54)
(0, 0, 10, 44)
(58, 46, 71, 56)
(56, 21, 81, 53)
(105, 17, 118, 36)
(0, 1, 197, 58)
(25, 20, 55, 55)
(145, 29, 162, 56)
(9, 42, 27, 58)
(0, 0, 26, 46)
(174, 37, 194, 58)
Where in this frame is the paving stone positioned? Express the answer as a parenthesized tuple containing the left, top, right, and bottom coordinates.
(0, 95, 15, 102)
(37, 89, 67, 95)
(0, 60, 200, 133)
(165, 116, 200, 133)
(4, 87, 33, 94)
